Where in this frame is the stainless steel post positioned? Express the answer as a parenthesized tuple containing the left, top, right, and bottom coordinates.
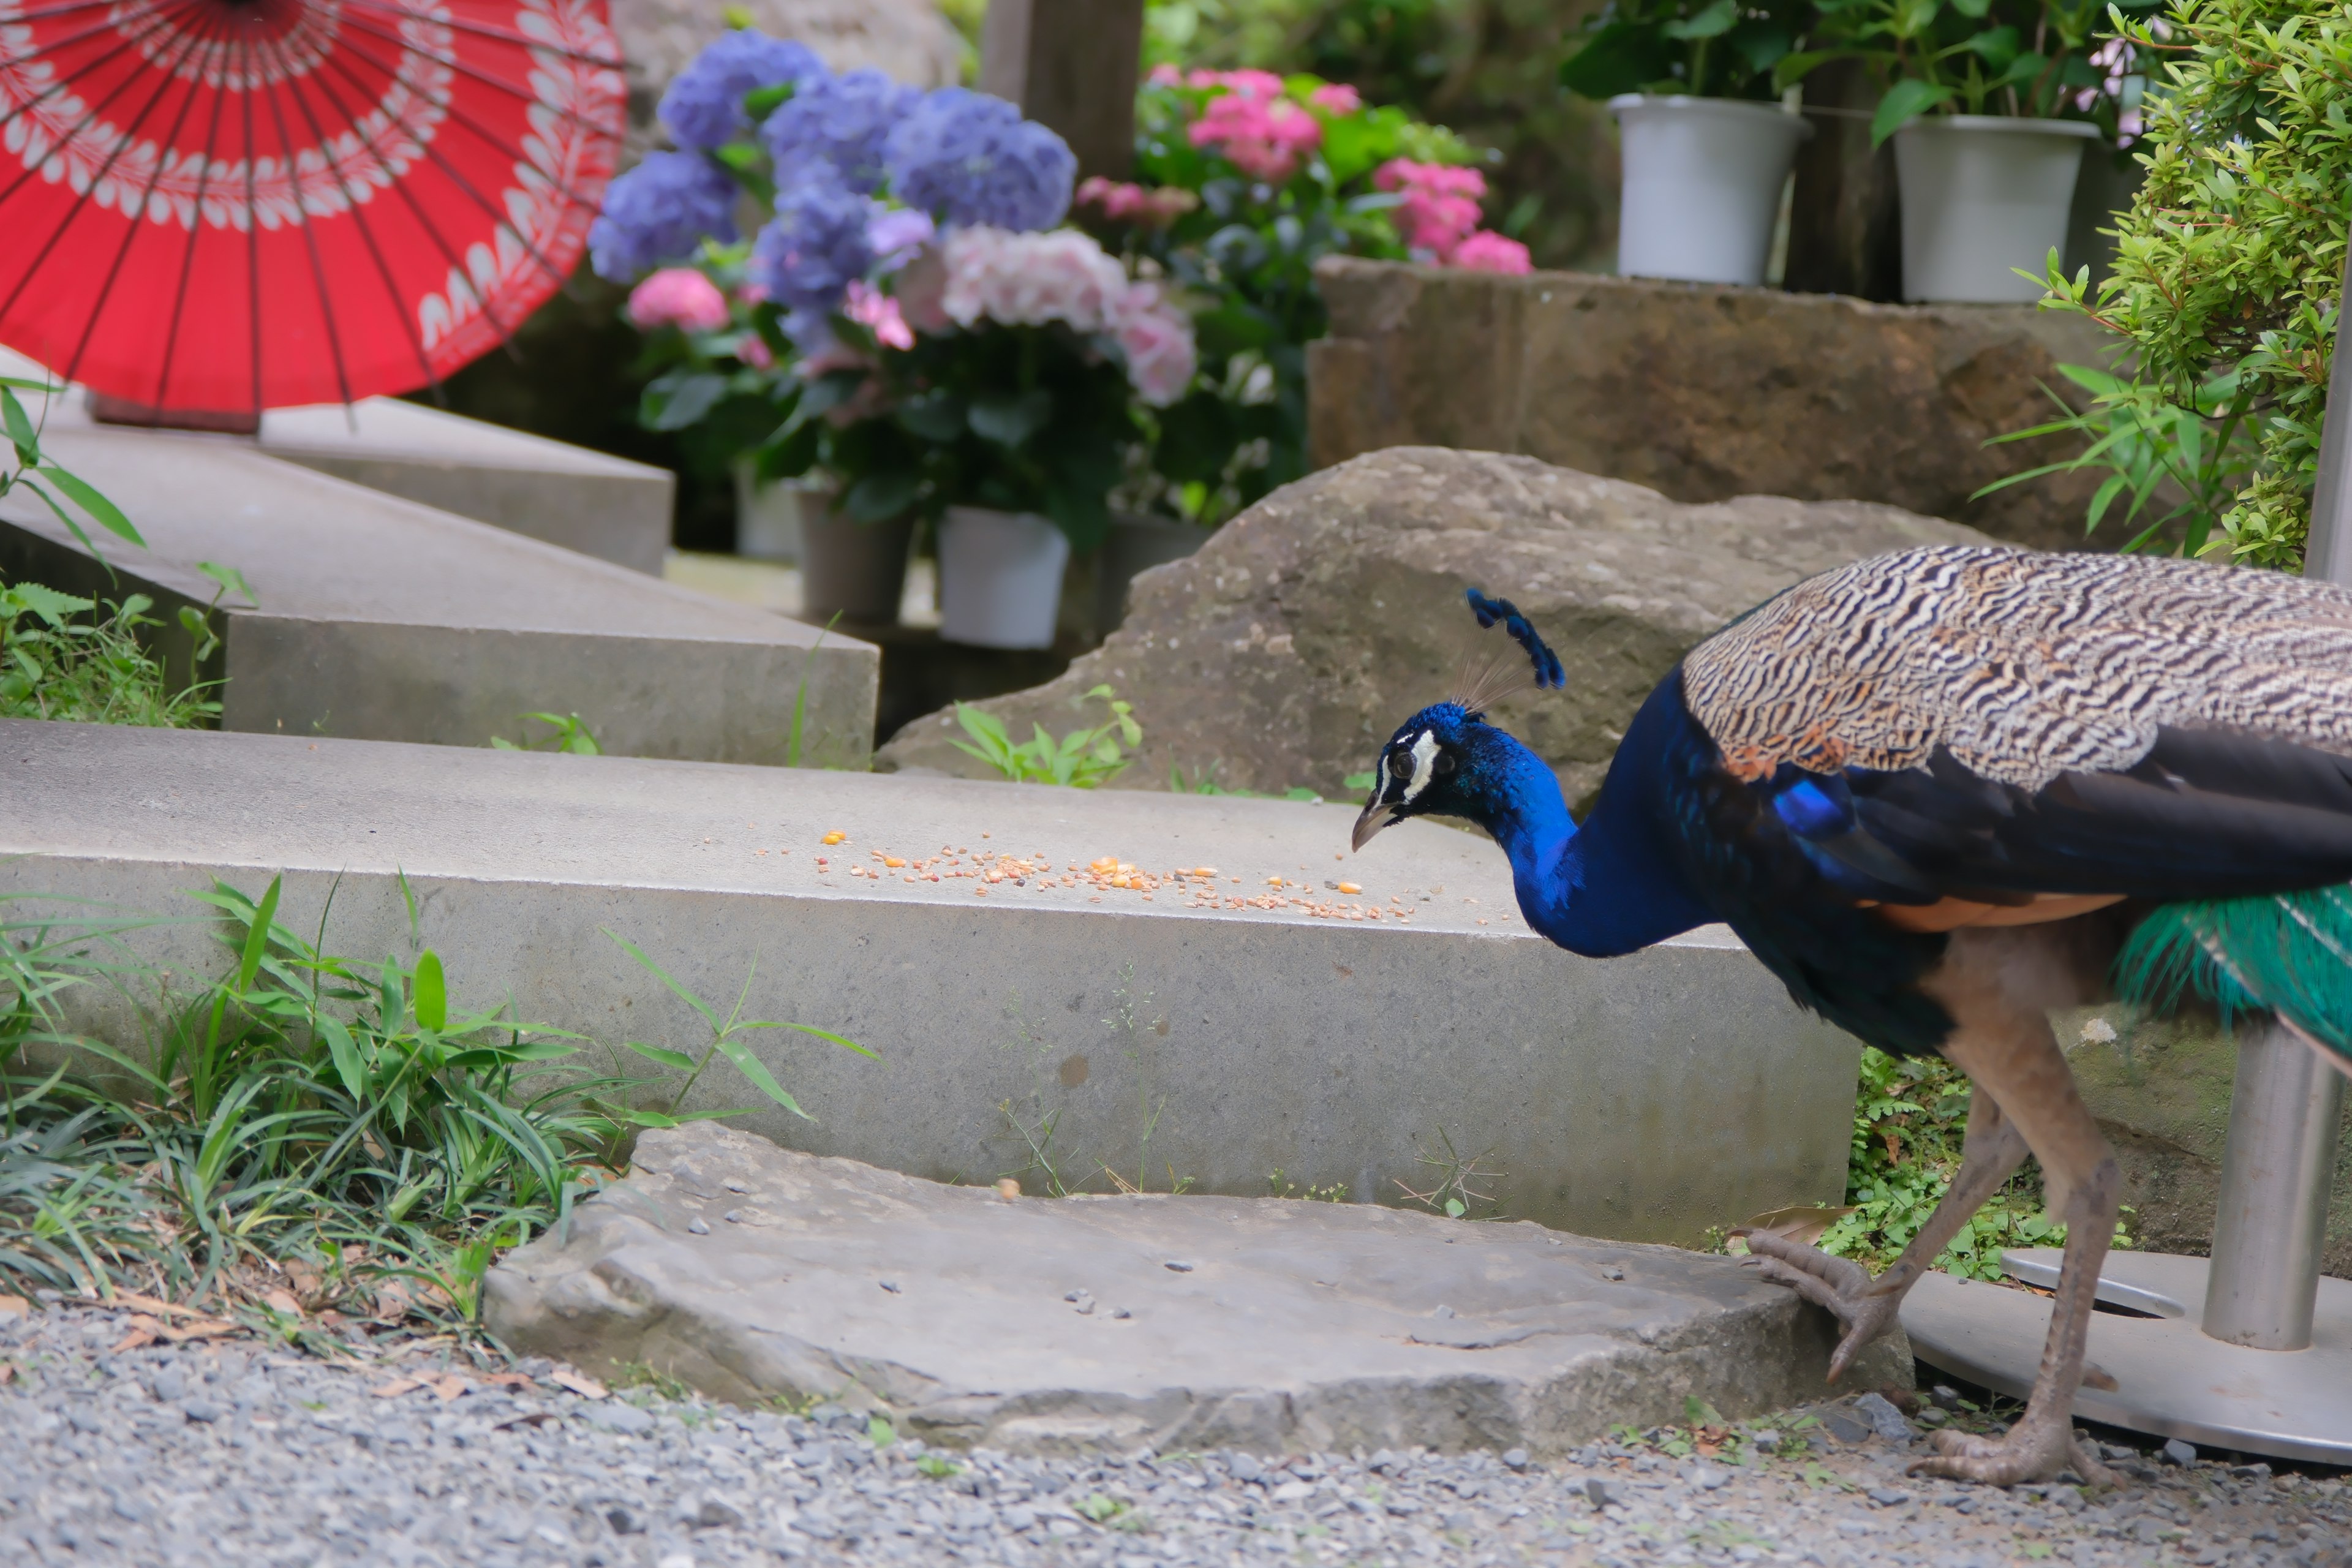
(2203, 1021, 2348, 1349)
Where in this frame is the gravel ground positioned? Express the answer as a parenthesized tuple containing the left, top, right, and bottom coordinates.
(3, 1303, 2346, 1568)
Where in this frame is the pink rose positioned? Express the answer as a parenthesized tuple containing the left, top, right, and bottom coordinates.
(1449, 231, 1532, 275)
(627, 268, 731, 333)
(1308, 83, 1363, 115)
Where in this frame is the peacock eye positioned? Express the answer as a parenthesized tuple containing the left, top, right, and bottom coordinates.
(1433, 752, 1456, 776)
(1389, 752, 1412, 778)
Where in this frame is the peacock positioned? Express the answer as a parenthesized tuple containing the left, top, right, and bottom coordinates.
(1350, 545, 2352, 1486)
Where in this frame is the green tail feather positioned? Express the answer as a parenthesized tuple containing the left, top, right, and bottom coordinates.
(2116, 886, 2352, 1060)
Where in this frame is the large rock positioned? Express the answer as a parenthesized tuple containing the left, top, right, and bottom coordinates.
(878, 447, 1991, 804)
(1308, 258, 2117, 551)
(486, 1121, 1909, 1455)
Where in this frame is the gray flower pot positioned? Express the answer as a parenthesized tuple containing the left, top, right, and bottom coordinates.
(800, 497, 914, 625)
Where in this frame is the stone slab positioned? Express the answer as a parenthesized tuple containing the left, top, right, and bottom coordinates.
(1306, 258, 2119, 550)
(0, 344, 673, 574)
(486, 1121, 1910, 1454)
(0, 719, 1861, 1245)
(0, 426, 875, 767)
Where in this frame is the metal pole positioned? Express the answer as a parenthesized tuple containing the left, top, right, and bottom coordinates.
(2199, 245, 2352, 1351)
(2201, 1021, 2347, 1349)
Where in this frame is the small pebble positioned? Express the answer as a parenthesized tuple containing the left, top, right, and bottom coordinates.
(2163, 1436, 2199, 1466)
(685, 1216, 710, 1235)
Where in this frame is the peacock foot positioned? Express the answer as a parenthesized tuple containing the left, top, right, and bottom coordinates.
(1908, 1420, 2119, 1488)
(1735, 1231, 1914, 1382)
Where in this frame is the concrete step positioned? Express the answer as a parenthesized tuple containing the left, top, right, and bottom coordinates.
(488, 1121, 1912, 1455)
(0, 425, 875, 767)
(0, 719, 1860, 1245)
(1, 345, 673, 575)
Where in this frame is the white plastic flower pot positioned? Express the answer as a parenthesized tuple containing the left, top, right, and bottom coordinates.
(938, 506, 1071, 650)
(731, 458, 807, 562)
(1893, 115, 2103, 303)
(1608, 95, 1812, 287)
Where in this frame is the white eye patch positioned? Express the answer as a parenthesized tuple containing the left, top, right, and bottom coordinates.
(1401, 729, 1441, 803)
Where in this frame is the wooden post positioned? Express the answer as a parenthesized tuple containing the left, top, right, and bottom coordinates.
(979, 0, 1147, 182)
(1782, 60, 1902, 301)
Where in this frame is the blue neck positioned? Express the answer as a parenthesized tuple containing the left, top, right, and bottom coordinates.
(1475, 688, 1716, 957)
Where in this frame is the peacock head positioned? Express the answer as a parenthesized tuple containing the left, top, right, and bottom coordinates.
(1351, 589, 1566, 853)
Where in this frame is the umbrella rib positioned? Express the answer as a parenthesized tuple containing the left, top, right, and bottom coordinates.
(0, 0, 215, 323)
(239, 24, 260, 423)
(251, 19, 439, 398)
(333, 0, 624, 72)
(0, 0, 209, 186)
(58, 4, 231, 390)
(148, 7, 236, 415)
(304, 31, 584, 296)
(323, 4, 625, 171)
(249, 26, 355, 407)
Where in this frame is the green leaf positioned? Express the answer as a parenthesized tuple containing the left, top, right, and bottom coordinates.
(1871, 78, 1957, 147)
(895, 391, 966, 443)
(237, 876, 282, 993)
(624, 1039, 699, 1073)
(196, 560, 255, 604)
(842, 469, 919, 522)
(780, 1020, 877, 1061)
(641, 370, 730, 432)
(5, 581, 91, 626)
(967, 388, 1054, 448)
(1558, 20, 1673, 100)
(605, 929, 726, 1036)
(37, 464, 144, 546)
(412, 949, 447, 1033)
(1, 385, 38, 463)
(1662, 0, 1736, 42)
(867, 1415, 896, 1447)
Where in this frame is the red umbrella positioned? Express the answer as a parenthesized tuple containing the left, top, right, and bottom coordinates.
(0, 0, 625, 421)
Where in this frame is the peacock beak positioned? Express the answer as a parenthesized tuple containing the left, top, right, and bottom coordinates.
(1351, 794, 1399, 852)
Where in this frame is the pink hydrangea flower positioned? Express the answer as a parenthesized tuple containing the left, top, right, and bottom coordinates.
(1375, 159, 1488, 259)
(1147, 62, 1183, 87)
(941, 226, 1133, 334)
(1110, 281, 1197, 406)
(1188, 91, 1321, 183)
(1308, 83, 1363, 115)
(737, 332, 775, 369)
(1077, 176, 1199, 227)
(627, 268, 731, 333)
(843, 281, 914, 350)
(1449, 230, 1532, 275)
(1185, 67, 1286, 99)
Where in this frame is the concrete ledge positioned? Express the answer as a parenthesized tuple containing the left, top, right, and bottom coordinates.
(0, 345, 673, 575)
(487, 1122, 1912, 1455)
(0, 428, 873, 767)
(0, 720, 1858, 1245)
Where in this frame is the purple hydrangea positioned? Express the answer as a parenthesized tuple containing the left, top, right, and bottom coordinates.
(764, 68, 922, 194)
(750, 176, 875, 315)
(589, 151, 739, 281)
(882, 88, 1077, 233)
(659, 31, 828, 152)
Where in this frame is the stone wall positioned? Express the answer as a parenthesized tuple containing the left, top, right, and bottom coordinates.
(1308, 258, 2118, 552)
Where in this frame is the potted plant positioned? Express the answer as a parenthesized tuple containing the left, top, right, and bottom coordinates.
(1783, 0, 2155, 303)
(1560, 1, 1818, 288)
(1093, 66, 1528, 541)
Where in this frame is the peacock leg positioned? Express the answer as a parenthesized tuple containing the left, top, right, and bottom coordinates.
(1740, 1087, 2028, 1380)
(1908, 927, 2122, 1488)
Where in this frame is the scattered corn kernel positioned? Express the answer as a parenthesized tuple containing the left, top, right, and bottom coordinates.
(822, 831, 846, 845)
(995, 1178, 1021, 1199)
(1336, 881, 1362, 895)
(1266, 876, 1284, 887)
(1089, 856, 1119, 874)
(883, 856, 905, 868)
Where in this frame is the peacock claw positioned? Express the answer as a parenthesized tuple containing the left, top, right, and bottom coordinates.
(1907, 1423, 2119, 1488)
(1736, 1231, 1906, 1382)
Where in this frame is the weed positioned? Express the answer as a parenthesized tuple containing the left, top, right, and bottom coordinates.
(1074, 1493, 1128, 1523)
(1, 374, 144, 559)
(1819, 1048, 2131, 1280)
(1267, 1169, 1349, 1203)
(491, 713, 602, 755)
(610, 1361, 695, 1402)
(866, 1414, 897, 1447)
(1169, 762, 1322, 802)
(0, 881, 873, 1328)
(1393, 1127, 1505, 1220)
(914, 1452, 961, 1479)
(785, 611, 842, 767)
(953, 684, 1139, 787)
(1, 586, 219, 728)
